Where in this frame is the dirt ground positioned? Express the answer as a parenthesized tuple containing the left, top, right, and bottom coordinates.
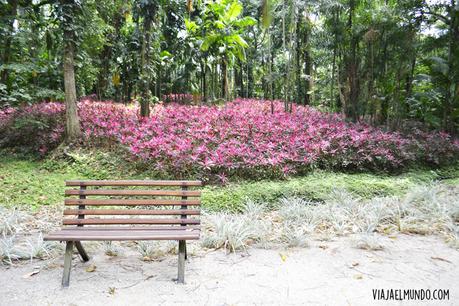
(1, 234, 458, 306)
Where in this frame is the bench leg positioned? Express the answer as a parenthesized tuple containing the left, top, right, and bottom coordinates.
(62, 241, 74, 288)
(184, 242, 187, 260)
(75, 241, 90, 262)
(177, 240, 186, 283)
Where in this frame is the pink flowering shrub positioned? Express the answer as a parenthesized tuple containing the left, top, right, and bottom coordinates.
(1, 98, 458, 179)
(0, 103, 64, 155)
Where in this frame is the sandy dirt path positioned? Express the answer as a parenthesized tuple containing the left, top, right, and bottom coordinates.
(1, 234, 458, 306)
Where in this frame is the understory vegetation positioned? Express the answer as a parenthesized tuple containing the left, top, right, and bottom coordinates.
(2, 151, 459, 211)
(202, 185, 459, 251)
(1, 99, 458, 183)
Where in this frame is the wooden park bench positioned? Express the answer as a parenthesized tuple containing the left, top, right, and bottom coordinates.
(44, 180, 201, 287)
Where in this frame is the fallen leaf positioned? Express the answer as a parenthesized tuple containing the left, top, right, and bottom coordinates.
(319, 245, 328, 250)
(108, 287, 116, 295)
(431, 256, 452, 264)
(279, 253, 288, 262)
(352, 262, 359, 267)
(23, 270, 40, 278)
(353, 274, 363, 280)
(86, 264, 97, 272)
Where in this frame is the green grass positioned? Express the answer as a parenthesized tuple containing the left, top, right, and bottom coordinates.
(1, 150, 458, 211)
(202, 168, 459, 211)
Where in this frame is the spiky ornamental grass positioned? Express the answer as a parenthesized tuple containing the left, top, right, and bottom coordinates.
(201, 201, 271, 252)
(1, 184, 458, 263)
(0, 208, 61, 265)
(136, 241, 177, 261)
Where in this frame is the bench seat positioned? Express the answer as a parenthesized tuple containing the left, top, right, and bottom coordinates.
(45, 228, 200, 241)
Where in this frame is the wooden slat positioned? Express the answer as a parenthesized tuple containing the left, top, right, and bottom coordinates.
(64, 199, 201, 206)
(66, 180, 202, 187)
(61, 226, 200, 231)
(65, 189, 201, 197)
(62, 218, 200, 225)
(44, 230, 200, 241)
(63, 209, 200, 216)
(48, 230, 198, 236)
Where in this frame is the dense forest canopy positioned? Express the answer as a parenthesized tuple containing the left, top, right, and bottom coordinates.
(0, 0, 458, 133)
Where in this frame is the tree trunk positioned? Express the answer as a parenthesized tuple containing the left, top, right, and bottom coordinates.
(296, 12, 302, 104)
(140, 18, 152, 117)
(303, 19, 312, 105)
(62, 1, 81, 142)
(445, 0, 459, 132)
(247, 59, 254, 98)
(345, 0, 359, 121)
(201, 59, 207, 103)
(222, 58, 229, 100)
(1, 0, 18, 85)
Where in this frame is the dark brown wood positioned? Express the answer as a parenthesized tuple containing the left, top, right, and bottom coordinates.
(47, 230, 198, 236)
(77, 186, 86, 227)
(63, 209, 201, 216)
(181, 186, 188, 260)
(74, 241, 89, 262)
(45, 229, 200, 241)
(62, 241, 73, 287)
(66, 180, 202, 186)
(60, 226, 200, 231)
(64, 199, 201, 206)
(62, 218, 200, 225)
(177, 240, 186, 283)
(65, 189, 201, 197)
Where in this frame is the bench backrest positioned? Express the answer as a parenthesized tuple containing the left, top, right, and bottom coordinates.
(63, 180, 201, 228)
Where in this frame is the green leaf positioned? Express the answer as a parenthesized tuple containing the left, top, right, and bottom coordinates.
(429, 56, 449, 76)
(185, 18, 198, 33)
(201, 35, 218, 51)
(234, 17, 256, 28)
(214, 20, 225, 29)
(232, 35, 248, 48)
(160, 50, 172, 59)
(225, 2, 243, 21)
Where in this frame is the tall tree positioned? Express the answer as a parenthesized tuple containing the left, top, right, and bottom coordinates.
(59, 0, 81, 141)
(0, 0, 18, 85)
(135, 0, 159, 117)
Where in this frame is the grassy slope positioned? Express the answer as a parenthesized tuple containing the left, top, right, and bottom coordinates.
(1, 151, 458, 211)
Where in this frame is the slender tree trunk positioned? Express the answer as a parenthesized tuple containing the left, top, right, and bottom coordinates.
(201, 59, 207, 103)
(1, 0, 18, 85)
(346, 0, 359, 121)
(296, 12, 302, 104)
(140, 19, 152, 117)
(235, 59, 243, 98)
(222, 57, 229, 100)
(303, 19, 312, 105)
(445, 0, 459, 132)
(157, 62, 162, 100)
(247, 59, 254, 98)
(62, 0, 81, 142)
(331, 41, 336, 109)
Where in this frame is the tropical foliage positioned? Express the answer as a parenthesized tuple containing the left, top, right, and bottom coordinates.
(1, 0, 458, 133)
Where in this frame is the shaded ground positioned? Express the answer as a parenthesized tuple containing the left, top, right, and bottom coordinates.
(1, 234, 458, 306)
